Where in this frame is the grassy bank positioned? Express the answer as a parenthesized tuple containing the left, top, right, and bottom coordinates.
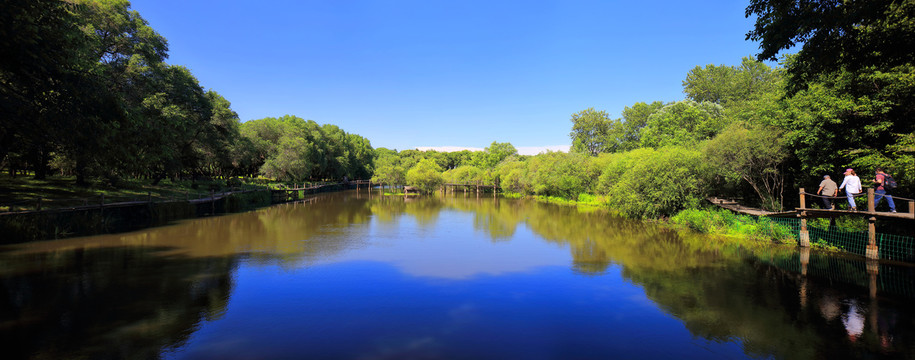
(0, 174, 270, 212)
(503, 191, 798, 245)
(668, 208, 796, 244)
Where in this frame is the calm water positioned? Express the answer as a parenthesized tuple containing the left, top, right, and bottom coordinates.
(2, 191, 915, 359)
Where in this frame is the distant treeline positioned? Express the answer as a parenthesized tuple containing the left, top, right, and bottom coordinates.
(371, 54, 913, 217)
(1, 0, 373, 185)
(372, 56, 913, 218)
(3, 1, 913, 219)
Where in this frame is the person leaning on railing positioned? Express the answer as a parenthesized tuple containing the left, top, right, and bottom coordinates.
(838, 168, 862, 211)
(817, 174, 838, 209)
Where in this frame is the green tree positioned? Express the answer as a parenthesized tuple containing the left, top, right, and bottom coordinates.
(684, 57, 781, 107)
(639, 101, 727, 148)
(777, 65, 915, 181)
(371, 148, 405, 191)
(746, 0, 915, 90)
(521, 152, 590, 198)
(481, 141, 518, 168)
(132, 65, 214, 183)
(195, 91, 242, 178)
(703, 123, 788, 211)
(0, 0, 101, 180)
(405, 158, 443, 193)
(604, 101, 665, 152)
(70, 0, 169, 183)
(599, 147, 709, 218)
(570, 108, 614, 156)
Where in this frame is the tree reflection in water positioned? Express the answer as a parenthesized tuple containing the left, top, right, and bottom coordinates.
(0, 190, 913, 358)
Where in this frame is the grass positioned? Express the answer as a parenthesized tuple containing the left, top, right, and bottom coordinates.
(0, 174, 269, 211)
(500, 191, 609, 208)
(669, 208, 796, 243)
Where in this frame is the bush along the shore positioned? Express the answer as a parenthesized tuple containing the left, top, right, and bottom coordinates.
(670, 208, 795, 243)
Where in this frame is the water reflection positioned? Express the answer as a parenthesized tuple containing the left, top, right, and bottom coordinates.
(0, 246, 235, 359)
(0, 191, 913, 359)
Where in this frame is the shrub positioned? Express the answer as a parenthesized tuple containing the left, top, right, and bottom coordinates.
(671, 208, 794, 242)
(601, 146, 710, 218)
(405, 159, 444, 193)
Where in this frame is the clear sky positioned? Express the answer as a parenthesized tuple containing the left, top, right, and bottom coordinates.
(130, 0, 763, 153)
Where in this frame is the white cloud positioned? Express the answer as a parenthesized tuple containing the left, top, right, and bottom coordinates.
(515, 145, 570, 155)
(415, 146, 484, 152)
(414, 145, 570, 156)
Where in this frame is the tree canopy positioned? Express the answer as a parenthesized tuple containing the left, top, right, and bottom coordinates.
(746, 0, 915, 90)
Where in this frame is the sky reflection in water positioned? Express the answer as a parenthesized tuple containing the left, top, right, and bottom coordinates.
(3, 191, 914, 359)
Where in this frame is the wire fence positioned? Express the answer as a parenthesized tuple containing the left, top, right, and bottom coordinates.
(762, 216, 915, 262)
(754, 249, 915, 298)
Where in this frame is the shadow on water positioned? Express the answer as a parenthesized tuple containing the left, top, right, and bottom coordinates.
(1, 190, 914, 358)
(0, 246, 237, 359)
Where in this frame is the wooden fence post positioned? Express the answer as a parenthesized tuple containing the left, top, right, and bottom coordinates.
(798, 188, 809, 247)
(798, 211, 810, 247)
(867, 215, 879, 260)
(865, 189, 879, 259)
(867, 188, 875, 213)
(799, 188, 806, 209)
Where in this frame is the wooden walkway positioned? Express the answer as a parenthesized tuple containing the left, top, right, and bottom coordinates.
(710, 188, 914, 261)
(708, 195, 915, 221)
(707, 197, 795, 217)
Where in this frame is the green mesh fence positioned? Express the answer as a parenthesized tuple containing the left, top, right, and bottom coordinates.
(752, 249, 915, 298)
(876, 233, 914, 261)
(754, 216, 915, 262)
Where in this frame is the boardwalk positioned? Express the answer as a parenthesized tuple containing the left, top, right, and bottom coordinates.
(710, 188, 914, 261)
(707, 197, 794, 217)
(708, 192, 915, 221)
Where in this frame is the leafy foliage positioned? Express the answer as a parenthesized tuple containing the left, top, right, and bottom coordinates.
(746, 0, 915, 91)
(569, 108, 614, 156)
(703, 123, 788, 211)
(599, 147, 709, 218)
(639, 101, 727, 148)
(405, 158, 443, 194)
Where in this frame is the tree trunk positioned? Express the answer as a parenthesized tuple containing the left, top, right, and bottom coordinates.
(32, 148, 49, 180)
(75, 157, 89, 186)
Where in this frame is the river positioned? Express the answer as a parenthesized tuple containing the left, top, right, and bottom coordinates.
(2, 190, 914, 359)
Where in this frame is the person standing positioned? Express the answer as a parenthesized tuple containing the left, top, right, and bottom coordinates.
(817, 175, 838, 209)
(874, 168, 897, 213)
(838, 168, 862, 211)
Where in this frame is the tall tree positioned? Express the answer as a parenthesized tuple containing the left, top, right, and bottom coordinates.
(614, 101, 665, 152)
(69, 0, 170, 183)
(569, 108, 613, 156)
(639, 101, 727, 148)
(481, 141, 518, 168)
(683, 57, 781, 106)
(746, 0, 915, 90)
(405, 158, 443, 193)
(0, 0, 97, 179)
(704, 123, 788, 211)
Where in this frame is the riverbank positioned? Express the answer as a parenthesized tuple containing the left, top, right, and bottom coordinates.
(0, 174, 273, 212)
(503, 191, 799, 245)
(0, 190, 272, 243)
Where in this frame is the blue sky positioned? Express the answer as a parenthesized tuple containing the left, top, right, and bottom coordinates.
(131, 0, 764, 153)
